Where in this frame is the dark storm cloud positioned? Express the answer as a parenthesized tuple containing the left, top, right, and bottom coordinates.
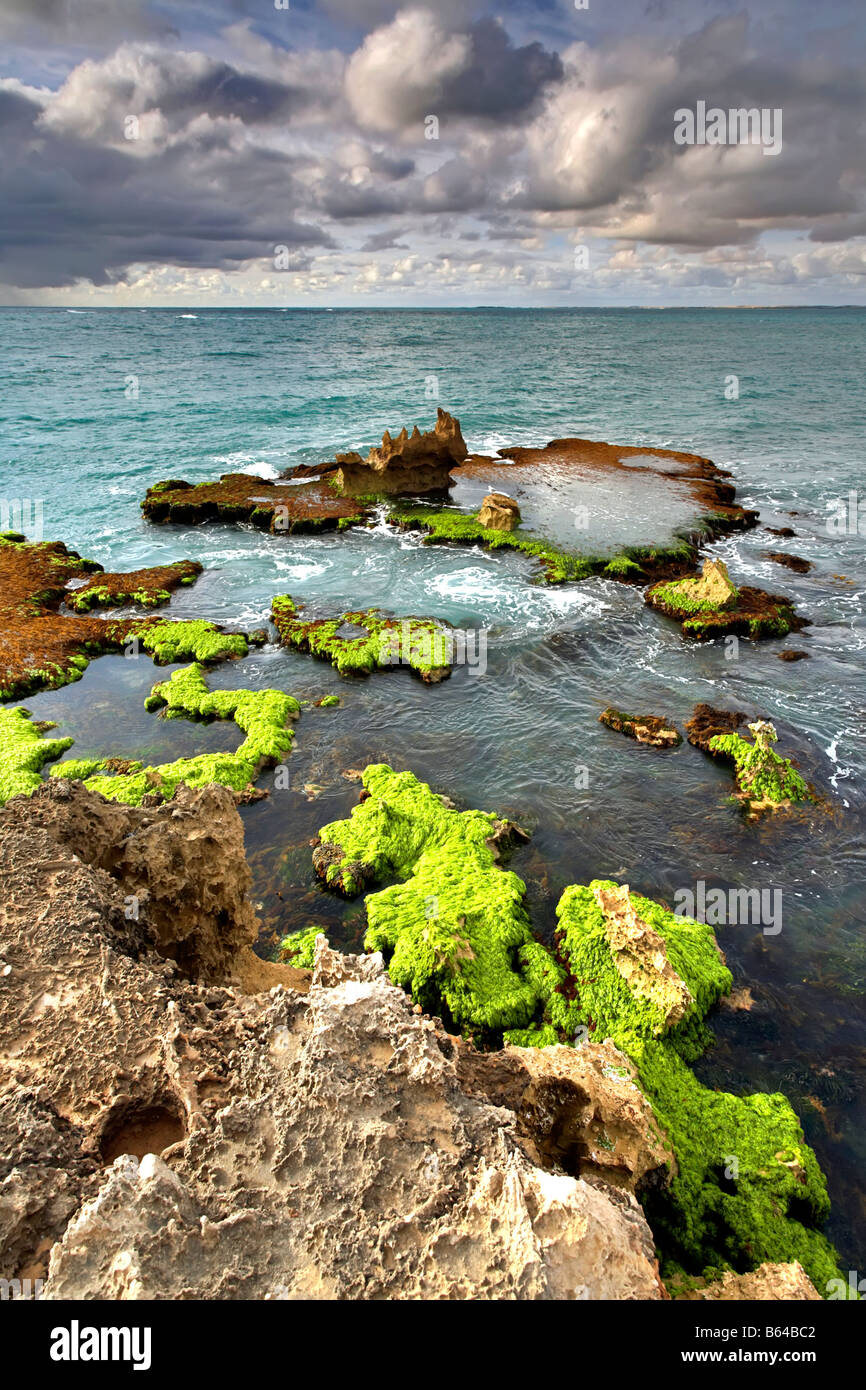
(0, 85, 330, 287)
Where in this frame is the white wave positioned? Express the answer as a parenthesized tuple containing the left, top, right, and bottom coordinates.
(178, 313, 198, 319)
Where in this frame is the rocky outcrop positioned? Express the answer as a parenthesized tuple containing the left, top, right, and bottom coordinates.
(478, 492, 521, 530)
(332, 408, 468, 495)
(0, 782, 665, 1300)
(646, 559, 807, 642)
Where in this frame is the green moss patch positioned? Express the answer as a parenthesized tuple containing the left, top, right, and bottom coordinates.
(272, 594, 453, 681)
(311, 766, 842, 1292)
(0, 707, 74, 804)
(51, 663, 299, 805)
(707, 721, 817, 812)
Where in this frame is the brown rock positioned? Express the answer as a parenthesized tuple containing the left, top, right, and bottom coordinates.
(333, 408, 468, 495)
(478, 492, 521, 531)
(599, 708, 682, 748)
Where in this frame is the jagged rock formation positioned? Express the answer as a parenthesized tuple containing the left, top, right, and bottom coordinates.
(0, 781, 666, 1300)
(331, 408, 468, 494)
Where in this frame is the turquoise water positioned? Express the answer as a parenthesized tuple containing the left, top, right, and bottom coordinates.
(2, 306, 865, 1269)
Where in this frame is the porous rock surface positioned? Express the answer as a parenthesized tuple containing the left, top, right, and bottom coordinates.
(0, 780, 666, 1300)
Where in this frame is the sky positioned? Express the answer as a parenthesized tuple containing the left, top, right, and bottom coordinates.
(0, 0, 864, 306)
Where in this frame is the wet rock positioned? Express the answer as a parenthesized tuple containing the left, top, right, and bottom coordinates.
(599, 707, 682, 748)
(764, 551, 813, 574)
(685, 703, 749, 750)
(647, 559, 806, 642)
(778, 649, 811, 662)
(593, 884, 694, 1029)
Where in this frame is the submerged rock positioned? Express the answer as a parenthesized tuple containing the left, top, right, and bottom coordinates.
(764, 551, 813, 574)
(599, 707, 682, 748)
(50, 663, 299, 806)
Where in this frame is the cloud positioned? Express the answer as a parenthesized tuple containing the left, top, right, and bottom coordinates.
(345, 7, 561, 131)
(0, 5, 864, 303)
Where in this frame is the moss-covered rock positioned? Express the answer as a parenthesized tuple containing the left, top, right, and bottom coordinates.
(647, 560, 805, 641)
(311, 765, 843, 1293)
(314, 764, 544, 1032)
(139, 620, 249, 665)
(272, 594, 454, 682)
(0, 707, 74, 804)
(707, 720, 817, 812)
(51, 664, 299, 806)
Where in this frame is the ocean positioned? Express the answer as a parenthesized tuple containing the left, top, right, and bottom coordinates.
(2, 305, 865, 1266)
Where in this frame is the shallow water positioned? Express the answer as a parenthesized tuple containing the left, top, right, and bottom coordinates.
(4, 306, 866, 1269)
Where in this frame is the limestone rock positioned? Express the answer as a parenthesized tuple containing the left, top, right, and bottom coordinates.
(333, 408, 468, 494)
(478, 492, 521, 531)
(0, 785, 665, 1300)
(593, 883, 694, 1029)
(689, 558, 739, 608)
(456, 1037, 675, 1193)
(675, 1261, 821, 1301)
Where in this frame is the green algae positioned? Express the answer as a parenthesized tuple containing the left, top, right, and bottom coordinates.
(279, 925, 323, 969)
(68, 585, 173, 612)
(312, 766, 842, 1293)
(139, 620, 248, 665)
(51, 663, 299, 805)
(0, 707, 74, 804)
(318, 694, 341, 708)
(387, 504, 698, 586)
(272, 594, 453, 678)
(708, 721, 816, 808)
(386, 504, 603, 584)
(316, 764, 546, 1032)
